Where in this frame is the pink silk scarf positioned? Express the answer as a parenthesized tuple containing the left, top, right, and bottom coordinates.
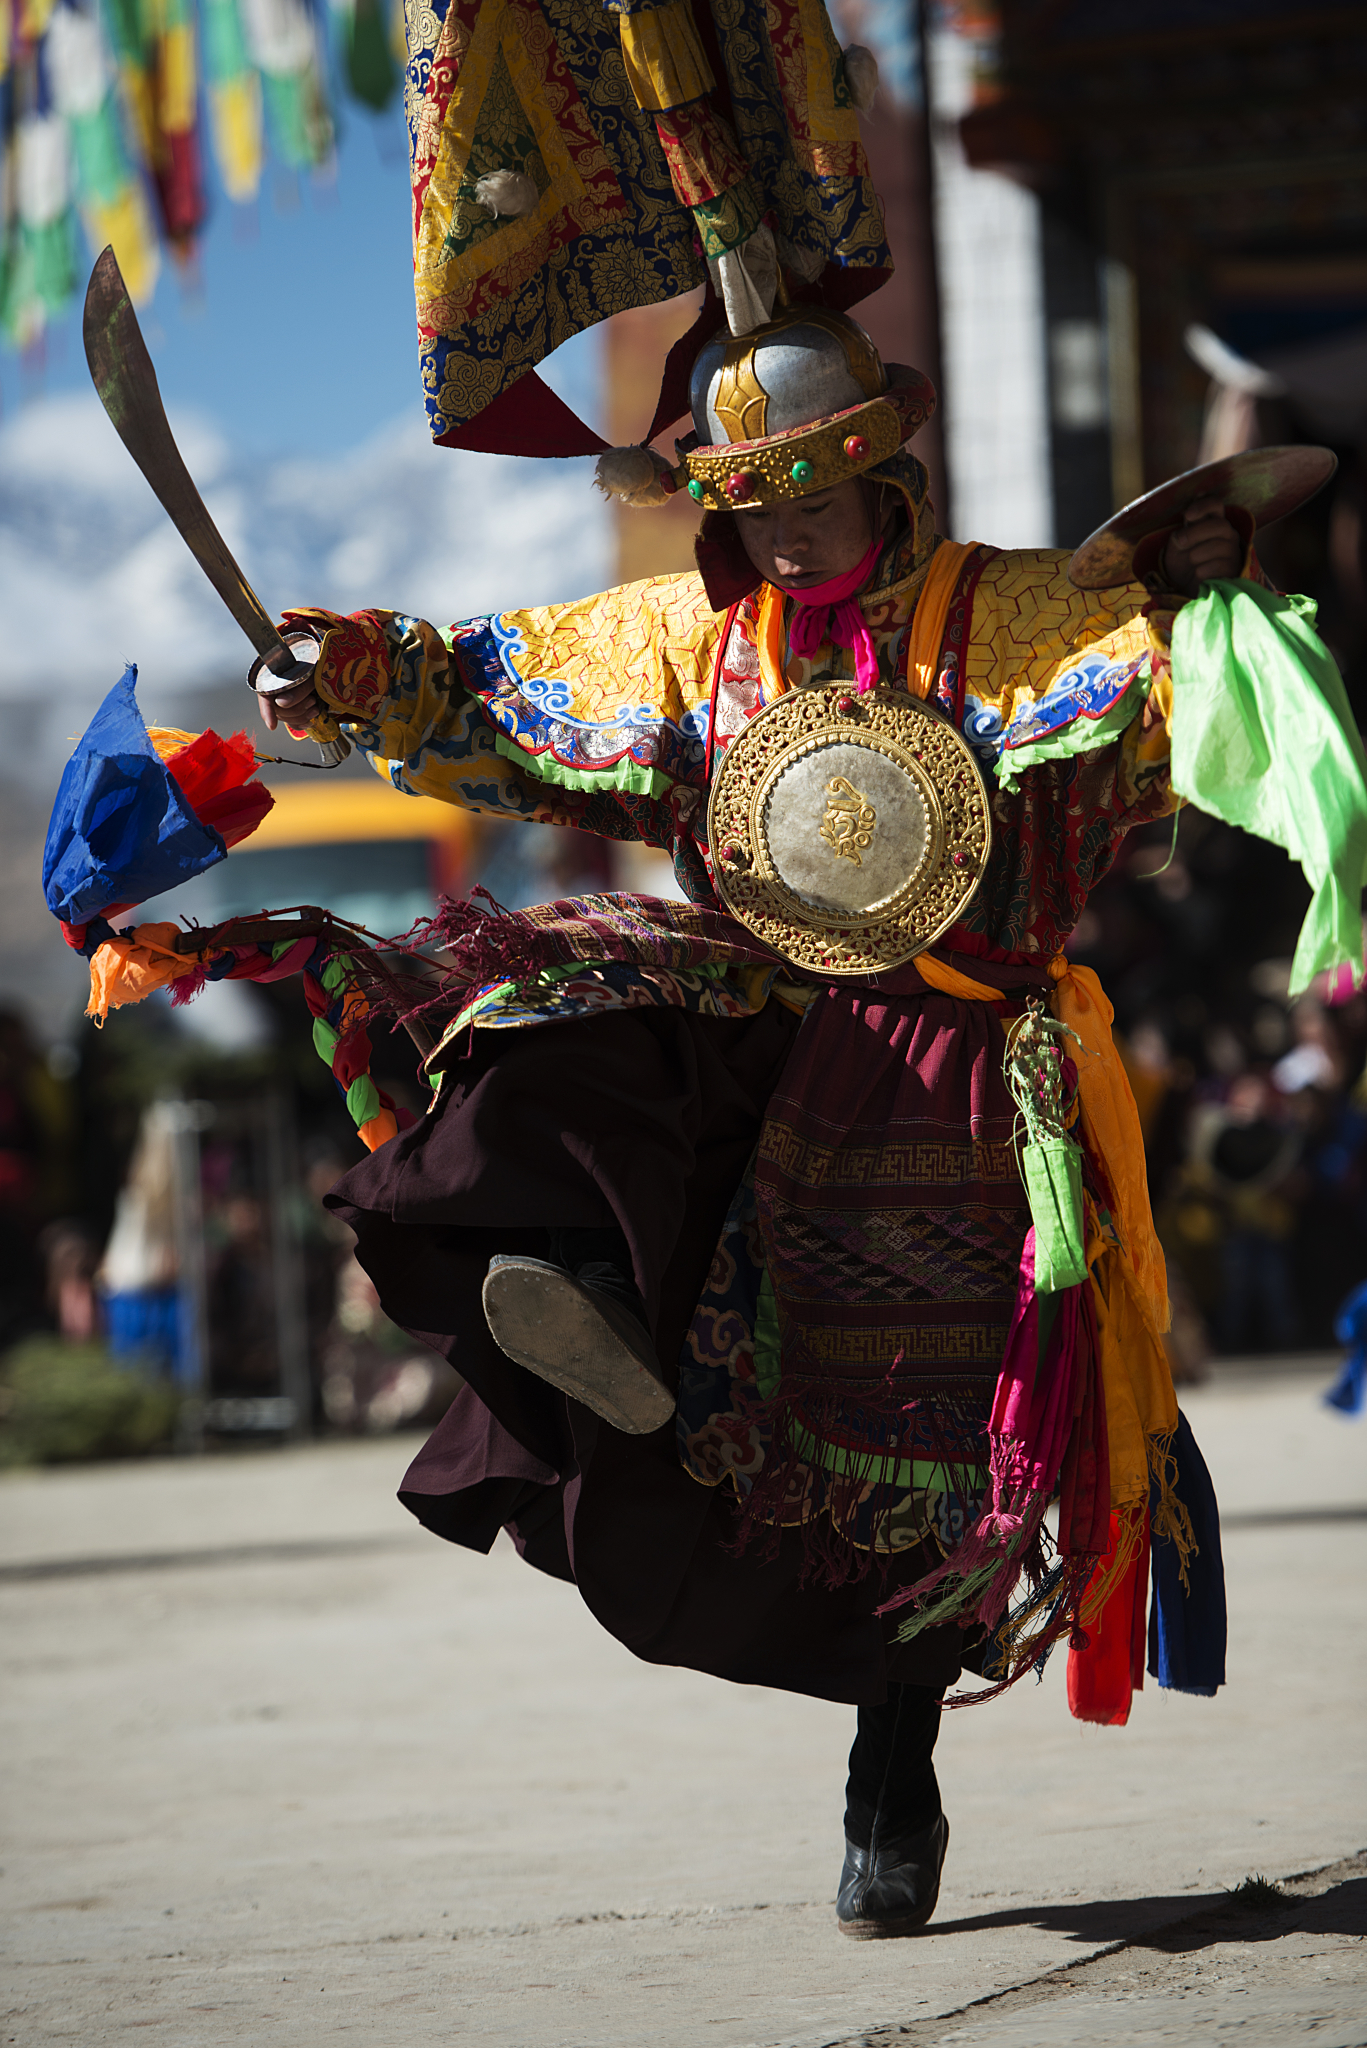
(784, 537, 884, 693)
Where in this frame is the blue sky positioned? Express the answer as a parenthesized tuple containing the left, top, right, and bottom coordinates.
(0, 91, 600, 459)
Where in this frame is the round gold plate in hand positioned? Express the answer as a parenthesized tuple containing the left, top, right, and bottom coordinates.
(707, 685, 992, 975)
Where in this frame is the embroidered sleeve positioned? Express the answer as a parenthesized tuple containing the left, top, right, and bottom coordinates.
(955, 550, 1154, 775)
(947, 552, 1179, 956)
(453, 573, 721, 801)
(280, 597, 721, 895)
(959, 742, 1177, 961)
(285, 605, 592, 826)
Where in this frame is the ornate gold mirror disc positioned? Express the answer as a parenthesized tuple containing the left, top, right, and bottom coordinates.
(707, 685, 992, 975)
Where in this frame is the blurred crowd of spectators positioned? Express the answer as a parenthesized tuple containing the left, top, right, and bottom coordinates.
(2, 809, 1365, 1461)
(1075, 809, 1367, 1371)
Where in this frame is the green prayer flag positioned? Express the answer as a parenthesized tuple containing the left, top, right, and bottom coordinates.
(346, 0, 399, 110)
(23, 214, 77, 317)
(1170, 582, 1367, 996)
(202, 0, 252, 82)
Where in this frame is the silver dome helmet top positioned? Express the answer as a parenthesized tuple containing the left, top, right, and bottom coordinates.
(689, 306, 888, 450)
(589, 308, 934, 516)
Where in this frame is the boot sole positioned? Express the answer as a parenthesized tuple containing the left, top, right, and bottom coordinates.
(481, 1259, 675, 1436)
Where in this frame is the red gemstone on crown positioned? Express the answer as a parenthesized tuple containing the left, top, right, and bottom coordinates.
(724, 471, 754, 502)
(843, 434, 870, 462)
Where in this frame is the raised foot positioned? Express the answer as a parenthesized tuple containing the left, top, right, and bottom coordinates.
(481, 1255, 675, 1436)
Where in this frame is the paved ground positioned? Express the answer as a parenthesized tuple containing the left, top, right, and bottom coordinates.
(2, 1358, 1364, 2046)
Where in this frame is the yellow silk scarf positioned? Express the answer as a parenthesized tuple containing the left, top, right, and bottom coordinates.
(906, 539, 977, 701)
(917, 947, 1182, 1562)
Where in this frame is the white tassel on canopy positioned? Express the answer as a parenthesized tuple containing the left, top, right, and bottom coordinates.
(474, 170, 539, 219)
(842, 44, 879, 113)
(593, 445, 677, 509)
(708, 222, 779, 338)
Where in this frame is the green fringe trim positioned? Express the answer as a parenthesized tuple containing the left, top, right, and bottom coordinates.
(996, 662, 1152, 794)
(493, 730, 676, 800)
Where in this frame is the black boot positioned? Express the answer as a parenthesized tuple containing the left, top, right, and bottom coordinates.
(481, 1227, 674, 1434)
(836, 1683, 949, 1938)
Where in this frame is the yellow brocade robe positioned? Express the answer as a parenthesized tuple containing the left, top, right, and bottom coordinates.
(283, 534, 1175, 958)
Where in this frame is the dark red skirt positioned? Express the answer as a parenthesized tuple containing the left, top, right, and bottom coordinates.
(327, 1002, 977, 1704)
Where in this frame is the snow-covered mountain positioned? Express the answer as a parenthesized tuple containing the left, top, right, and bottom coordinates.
(0, 394, 611, 752)
(0, 394, 613, 1037)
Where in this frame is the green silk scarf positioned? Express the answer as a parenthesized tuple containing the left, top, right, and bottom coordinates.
(1171, 581, 1367, 996)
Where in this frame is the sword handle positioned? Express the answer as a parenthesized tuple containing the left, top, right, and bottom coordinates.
(248, 630, 321, 696)
(247, 636, 353, 768)
(254, 649, 317, 690)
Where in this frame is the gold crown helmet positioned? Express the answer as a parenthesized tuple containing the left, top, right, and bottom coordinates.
(594, 308, 937, 512)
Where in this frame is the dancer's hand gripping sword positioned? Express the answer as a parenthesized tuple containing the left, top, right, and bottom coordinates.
(82, 246, 349, 767)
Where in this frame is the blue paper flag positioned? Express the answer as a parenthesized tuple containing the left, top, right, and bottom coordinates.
(42, 667, 227, 928)
(1147, 1408, 1227, 1697)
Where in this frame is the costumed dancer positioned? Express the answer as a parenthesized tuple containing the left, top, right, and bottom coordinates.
(247, 0, 1296, 1940)
(258, 332, 1247, 1933)
(58, 0, 1365, 1941)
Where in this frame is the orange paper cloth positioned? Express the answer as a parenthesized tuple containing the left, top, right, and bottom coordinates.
(86, 922, 209, 1024)
(906, 541, 977, 702)
(1047, 957, 1186, 1596)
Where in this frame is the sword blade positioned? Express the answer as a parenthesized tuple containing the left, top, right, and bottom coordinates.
(82, 246, 290, 667)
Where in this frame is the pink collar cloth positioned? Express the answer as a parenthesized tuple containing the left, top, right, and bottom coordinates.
(782, 538, 885, 694)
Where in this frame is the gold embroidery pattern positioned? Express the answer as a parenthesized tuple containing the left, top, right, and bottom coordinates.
(962, 549, 1150, 737)
(818, 776, 876, 865)
(788, 1324, 1008, 1370)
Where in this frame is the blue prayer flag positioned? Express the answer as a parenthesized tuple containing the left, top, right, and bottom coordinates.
(42, 668, 227, 928)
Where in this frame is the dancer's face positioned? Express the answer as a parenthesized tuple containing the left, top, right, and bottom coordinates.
(736, 478, 875, 591)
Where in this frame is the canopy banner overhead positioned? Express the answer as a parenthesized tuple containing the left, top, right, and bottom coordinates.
(408, 0, 893, 453)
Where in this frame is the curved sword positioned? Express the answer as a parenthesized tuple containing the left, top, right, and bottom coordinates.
(82, 246, 349, 766)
